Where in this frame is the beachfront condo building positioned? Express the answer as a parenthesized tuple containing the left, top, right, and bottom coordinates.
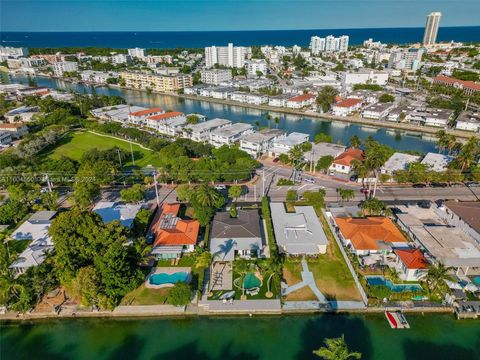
(310, 35, 349, 54)
(423, 12, 442, 46)
(128, 47, 146, 58)
(205, 43, 249, 68)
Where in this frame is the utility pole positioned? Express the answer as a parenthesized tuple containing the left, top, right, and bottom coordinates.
(254, 184, 256, 201)
(153, 170, 160, 206)
(262, 169, 265, 197)
(45, 173, 52, 193)
(116, 149, 123, 167)
(130, 142, 135, 165)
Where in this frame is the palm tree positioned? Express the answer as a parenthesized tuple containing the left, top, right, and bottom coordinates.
(338, 188, 355, 204)
(234, 258, 251, 300)
(424, 262, 454, 294)
(288, 145, 305, 182)
(349, 135, 361, 149)
(360, 197, 386, 216)
(259, 258, 282, 298)
(313, 335, 362, 360)
(274, 117, 280, 129)
(194, 251, 214, 272)
(265, 113, 272, 128)
(193, 184, 223, 208)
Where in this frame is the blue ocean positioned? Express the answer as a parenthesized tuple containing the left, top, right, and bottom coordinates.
(1, 27, 479, 49)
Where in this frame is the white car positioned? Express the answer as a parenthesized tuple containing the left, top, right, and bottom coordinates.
(304, 178, 315, 184)
(214, 185, 227, 190)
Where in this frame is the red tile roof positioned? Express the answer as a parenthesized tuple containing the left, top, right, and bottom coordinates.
(288, 94, 316, 102)
(434, 75, 480, 92)
(394, 249, 429, 269)
(335, 217, 407, 251)
(334, 98, 363, 108)
(333, 148, 364, 166)
(148, 111, 184, 121)
(0, 123, 25, 129)
(129, 107, 163, 117)
(150, 203, 199, 247)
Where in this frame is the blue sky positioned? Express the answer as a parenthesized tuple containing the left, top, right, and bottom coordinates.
(1, 0, 480, 32)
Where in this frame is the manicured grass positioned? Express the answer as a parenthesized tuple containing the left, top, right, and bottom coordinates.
(43, 131, 162, 168)
(121, 284, 170, 305)
(282, 213, 362, 302)
(155, 255, 196, 268)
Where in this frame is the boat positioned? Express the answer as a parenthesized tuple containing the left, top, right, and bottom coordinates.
(385, 310, 410, 329)
(219, 291, 236, 300)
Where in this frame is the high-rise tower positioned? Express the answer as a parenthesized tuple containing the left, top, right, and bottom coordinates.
(423, 12, 442, 46)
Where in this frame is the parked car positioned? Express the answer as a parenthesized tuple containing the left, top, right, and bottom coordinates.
(214, 185, 227, 190)
(431, 182, 448, 188)
(304, 177, 315, 184)
(412, 183, 426, 188)
(272, 158, 279, 163)
(349, 175, 358, 182)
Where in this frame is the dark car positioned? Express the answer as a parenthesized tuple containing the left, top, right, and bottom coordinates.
(431, 182, 448, 188)
(412, 183, 427, 188)
(272, 158, 279, 163)
(349, 175, 358, 182)
(417, 200, 431, 209)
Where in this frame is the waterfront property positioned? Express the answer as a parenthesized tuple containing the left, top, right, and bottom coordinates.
(209, 122, 254, 148)
(329, 147, 364, 175)
(270, 203, 328, 255)
(393, 248, 429, 281)
(334, 216, 408, 256)
(148, 203, 200, 260)
(269, 132, 309, 157)
(365, 275, 423, 293)
(209, 209, 265, 261)
(303, 142, 346, 164)
(420, 152, 454, 172)
(9, 211, 57, 275)
(92, 201, 143, 229)
(239, 128, 285, 158)
(381, 152, 421, 177)
(145, 267, 192, 289)
(182, 118, 232, 142)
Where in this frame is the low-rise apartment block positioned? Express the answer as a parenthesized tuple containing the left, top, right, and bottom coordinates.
(209, 122, 254, 148)
(120, 71, 192, 92)
(183, 118, 232, 142)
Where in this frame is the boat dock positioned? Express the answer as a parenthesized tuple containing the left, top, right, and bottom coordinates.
(385, 311, 410, 329)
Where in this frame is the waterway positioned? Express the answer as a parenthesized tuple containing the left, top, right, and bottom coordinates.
(1, 314, 479, 360)
(7, 74, 439, 153)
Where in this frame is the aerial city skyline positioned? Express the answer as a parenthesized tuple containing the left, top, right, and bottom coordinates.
(1, 3, 480, 360)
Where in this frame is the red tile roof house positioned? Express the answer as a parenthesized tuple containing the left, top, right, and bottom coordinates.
(127, 107, 164, 126)
(332, 98, 363, 117)
(433, 75, 480, 96)
(148, 203, 200, 260)
(393, 248, 429, 281)
(329, 147, 364, 174)
(146, 112, 187, 136)
(286, 94, 317, 109)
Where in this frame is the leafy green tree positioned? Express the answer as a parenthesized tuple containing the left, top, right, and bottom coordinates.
(228, 185, 242, 201)
(167, 282, 192, 306)
(360, 197, 387, 216)
(313, 335, 362, 360)
(72, 266, 100, 306)
(176, 184, 194, 202)
(120, 184, 145, 203)
(316, 155, 334, 173)
(186, 114, 200, 124)
(424, 262, 454, 295)
(315, 133, 333, 144)
(338, 188, 355, 204)
(73, 181, 100, 208)
(286, 189, 298, 202)
(378, 93, 395, 103)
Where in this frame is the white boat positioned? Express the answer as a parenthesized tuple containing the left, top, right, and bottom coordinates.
(219, 291, 236, 300)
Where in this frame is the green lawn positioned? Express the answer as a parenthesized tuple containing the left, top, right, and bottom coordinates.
(43, 131, 162, 168)
(121, 284, 170, 305)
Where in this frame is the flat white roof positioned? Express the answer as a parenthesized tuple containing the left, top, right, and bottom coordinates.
(382, 152, 420, 172)
(93, 201, 143, 228)
(274, 132, 309, 147)
(10, 211, 56, 242)
(185, 118, 231, 133)
(421, 152, 454, 172)
(211, 122, 253, 138)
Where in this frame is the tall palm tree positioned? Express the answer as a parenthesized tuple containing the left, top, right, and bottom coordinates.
(424, 262, 454, 294)
(234, 258, 251, 299)
(349, 135, 361, 149)
(259, 258, 282, 298)
(313, 335, 362, 360)
(193, 184, 223, 209)
(288, 145, 305, 182)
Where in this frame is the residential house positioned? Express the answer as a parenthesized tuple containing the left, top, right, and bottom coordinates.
(381, 152, 421, 176)
(239, 129, 285, 157)
(5, 106, 39, 123)
(334, 216, 408, 255)
(361, 102, 395, 120)
(209, 122, 254, 148)
(268, 94, 291, 107)
(231, 92, 269, 105)
(91, 105, 146, 123)
(0, 131, 12, 146)
(455, 111, 480, 132)
(145, 112, 186, 135)
(148, 203, 200, 259)
(0, 123, 28, 139)
(286, 94, 316, 109)
(437, 201, 480, 244)
(209, 209, 264, 261)
(329, 148, 364, 174)
(269, 132, 309, 157)
(406, 107, 453, 128)
(393, 248, 429, 281)
(332, 98, 363, 116)
(183, 118, 232, 142)
(420, 152, 454, 172)
(92, 201, 143, 229)
(303, 142, 346, 164)
(270, 203, 328, 255)
(9, 211, 57, 275)
(127, 107, 164, 126)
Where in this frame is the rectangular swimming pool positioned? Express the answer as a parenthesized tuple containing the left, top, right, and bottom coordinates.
(365, 276, 423, 293)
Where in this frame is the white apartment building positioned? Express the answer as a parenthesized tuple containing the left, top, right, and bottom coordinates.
(120, 72, 192, 92)
(145, 112, 186, 136)
(310, 35, 348, 54)
(231, 92, 268, 105)
(310, 36, 326, 55)
(361, 103, 395, 120)
(53, 61, 78, 76)
(269, 132, 310, 156)
(0, 46, 28, 60)
(423, 12, 442, 46)
(342, 70, 389, 87)
(455, 111, 480, 132)
(268, 94, 291, 107)
(388, 49, 424, 72)
(128, 48, 146, 58)
(332, 98, 363, 117)
(205, 43, 249, 68)
(80, 70, 119, 83)
(183, 118, 232, 142)
(292, 45, 302, 56)
(239, 129, 285, 158)
(128, 107, 164, 125)
(381, 153, 421, 176)
(209, 122, 254, 148)
(200, 69, 232, 85)
(112, 54, 132, 64)
(406, 107, 453, 128)
(246, 59, 268, 76)
(286, 94, 317, 109)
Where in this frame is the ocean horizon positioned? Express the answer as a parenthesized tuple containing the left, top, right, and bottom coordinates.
(1, 26, 480, 49)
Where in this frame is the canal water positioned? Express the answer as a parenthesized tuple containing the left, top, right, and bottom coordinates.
(6, 74, 439, 154)
(1, 314, 479, 360)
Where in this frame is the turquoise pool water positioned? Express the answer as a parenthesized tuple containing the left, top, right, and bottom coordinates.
(473, 276, 480, 286)
(149, 272, 189, 286)
(243, 273, 261, 289)
(366, 276, 423, 293)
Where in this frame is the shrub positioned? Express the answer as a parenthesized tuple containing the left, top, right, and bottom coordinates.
(167, 282, 192, 306)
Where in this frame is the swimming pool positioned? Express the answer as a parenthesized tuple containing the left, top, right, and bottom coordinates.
(473, 276, 480, 286)
(365, 276, 423, 293)
(149, 272, 189, 286)
(243, 273, 262, 289)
